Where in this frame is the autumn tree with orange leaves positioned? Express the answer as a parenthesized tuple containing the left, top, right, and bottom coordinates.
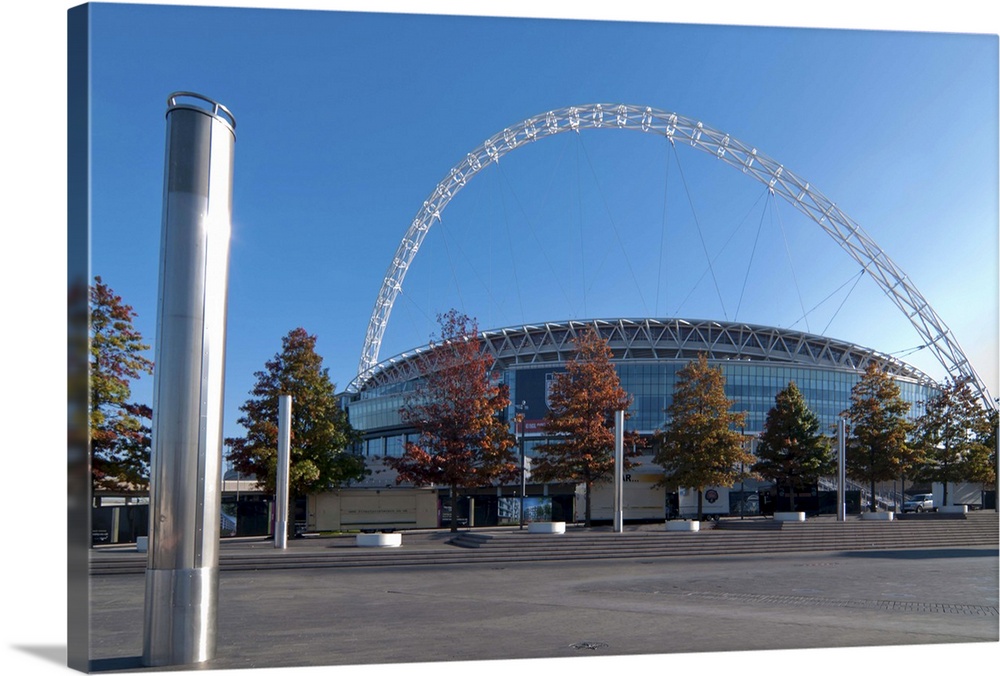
(387, 310, 519, 531)
(531, 326, 643, 527)
(89, 276, 154, 492)
(655, 354, 751, 520)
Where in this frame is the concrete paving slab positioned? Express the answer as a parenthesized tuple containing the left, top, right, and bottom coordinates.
(86, 544, 998, 673)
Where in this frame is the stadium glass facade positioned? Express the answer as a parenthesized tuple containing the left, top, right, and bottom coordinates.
(346, 318, 937, 464)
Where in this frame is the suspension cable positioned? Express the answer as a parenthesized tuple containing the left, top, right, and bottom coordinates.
(576, 135, 650, 316)
(672, 142, 728, 320)
(773, 194, 810, 333)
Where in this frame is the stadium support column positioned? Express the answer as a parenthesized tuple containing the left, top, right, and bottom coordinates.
(275, 395, 292, 549)
(614, 410, 624, 533)
(143, 93, 236, 667)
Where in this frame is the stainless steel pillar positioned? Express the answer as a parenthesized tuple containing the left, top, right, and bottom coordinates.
(143, 92, 236, 667)
(275, 395, 292, 549)
(613, 410, 624, 533)
(837, 418, 847, 522)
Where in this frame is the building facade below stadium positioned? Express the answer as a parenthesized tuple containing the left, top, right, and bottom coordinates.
(319, 318, 940, 531)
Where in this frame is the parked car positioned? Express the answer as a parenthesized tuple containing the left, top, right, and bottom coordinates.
(902, 493, 934, 513)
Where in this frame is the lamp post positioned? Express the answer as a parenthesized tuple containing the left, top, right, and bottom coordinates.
(740, 427, 746, 520)
(613, 410, 624, 533)
(837, 417, 847, 522)
(515, 401, 528, 529)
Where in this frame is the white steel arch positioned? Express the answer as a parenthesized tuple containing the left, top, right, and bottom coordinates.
(355, 103, 993, 408)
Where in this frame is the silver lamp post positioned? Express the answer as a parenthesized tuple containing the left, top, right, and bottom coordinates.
(515, 401, 528, 529)
(613, 410, 624, 533)
(837, 418, 847, 522)
(143, 92, 235, 667)
(275, 395, 292, 549)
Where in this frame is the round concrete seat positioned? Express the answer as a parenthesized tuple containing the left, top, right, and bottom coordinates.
(665, 520, 700, 532)
(356, 532, 402, 547)
(527, 521, 566, 534)
(861, 511, 894, 521)
(774, 511, 806, 522)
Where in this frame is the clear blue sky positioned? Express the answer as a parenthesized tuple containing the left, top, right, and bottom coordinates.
(83, 1, 998, 438)
(3, 3, 998, 674)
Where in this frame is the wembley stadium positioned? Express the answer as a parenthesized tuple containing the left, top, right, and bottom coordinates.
(332, 317, 941, 528)
(313, 104, 992, 530)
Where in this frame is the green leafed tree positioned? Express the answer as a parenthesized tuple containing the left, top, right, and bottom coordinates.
(914, 377, 994, 504)
(225, 328, 364, 535)
(386, 310, 519, 532)
(979, 409, 998, 494)
(89, 276, 154, 492)
(753, 381, 834, 511)
(654, 354, 751, 520)
(844, 361, 918, 512)
(530, 326, 643, 527)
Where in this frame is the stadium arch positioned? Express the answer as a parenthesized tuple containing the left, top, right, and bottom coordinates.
(354, 103, 993, 409)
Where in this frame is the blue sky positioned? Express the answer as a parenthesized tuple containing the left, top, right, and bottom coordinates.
(81, 2, 998, 440)
(2, 2, 998, 674)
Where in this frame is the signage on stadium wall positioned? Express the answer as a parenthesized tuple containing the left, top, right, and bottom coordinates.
(524, 419, 548, 434)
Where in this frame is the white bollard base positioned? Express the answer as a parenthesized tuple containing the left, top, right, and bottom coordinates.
(939, 505, 968, 514)
(861, 511, 894, 521)
(774, 511, 806, 522)
(356, 532, 402, 547)
(665, 520, 700, 532)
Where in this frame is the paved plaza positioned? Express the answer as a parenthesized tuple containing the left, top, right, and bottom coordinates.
(86, 539, 999, 673)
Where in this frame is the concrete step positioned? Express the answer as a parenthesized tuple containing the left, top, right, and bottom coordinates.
(89, 512, 997, 575)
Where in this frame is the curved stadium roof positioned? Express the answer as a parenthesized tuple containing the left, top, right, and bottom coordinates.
(353, 318, 936, 393)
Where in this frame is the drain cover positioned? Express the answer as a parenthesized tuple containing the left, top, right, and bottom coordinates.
(569, 641, 608, 650)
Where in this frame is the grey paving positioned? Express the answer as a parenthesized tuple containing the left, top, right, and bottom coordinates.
(86, 527, 999, 672)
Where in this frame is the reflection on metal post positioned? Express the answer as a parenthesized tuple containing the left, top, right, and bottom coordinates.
(837, 418, 847, 522)
(143, 92, 235, 667)
(613, 410, 624, 533)
(275, 395, 292, 549)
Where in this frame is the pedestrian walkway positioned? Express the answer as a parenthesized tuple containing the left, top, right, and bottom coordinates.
(86, 536, 998, 672)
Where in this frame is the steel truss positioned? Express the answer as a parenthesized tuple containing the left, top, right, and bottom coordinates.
(356, 318, 936, 395)
(355, 104, 992, 408)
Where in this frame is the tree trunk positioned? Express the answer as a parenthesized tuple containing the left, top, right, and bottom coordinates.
(788, 486, 797, 513)
(697, 488, 704, 521)
(450, 485, 459, 533)
(584, 480, 592, 528)
(870, 478, 877, 512)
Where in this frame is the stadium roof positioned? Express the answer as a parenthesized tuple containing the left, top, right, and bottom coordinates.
(351, 318, 936, 393)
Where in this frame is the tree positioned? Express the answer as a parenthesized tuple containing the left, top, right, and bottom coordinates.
(844, 361, 918, 512)
(386, 310, 519, 532)
(914, 377, 994, 504)
(979, 409, 999, 495)
(226, 328, 364, 536)
(753, 381, 834, 511)
(531, 326, 643, 527)
(89, 276, 154, 492)
(654, 354, 751, 520)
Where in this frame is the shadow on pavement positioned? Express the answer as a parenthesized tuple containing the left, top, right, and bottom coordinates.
(11, 645, 65, 667)
(89, 655, 145, 672)
(838, 548, 998, 561)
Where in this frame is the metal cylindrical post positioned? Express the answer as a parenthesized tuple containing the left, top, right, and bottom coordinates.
(614, 410, 624, 533)
(275, 395, 292, 549)
(143, 92, 235, 667)
(837, 418, 847, 522)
